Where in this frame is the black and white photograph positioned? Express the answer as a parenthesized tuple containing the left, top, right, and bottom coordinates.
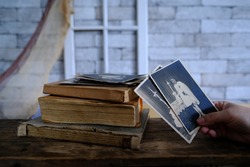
(150, 60, 218, 135)
(135, 77, 197, 144)
(76, 73, 146, 84)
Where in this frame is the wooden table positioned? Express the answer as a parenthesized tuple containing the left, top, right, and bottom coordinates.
(0, 119, 249, 166)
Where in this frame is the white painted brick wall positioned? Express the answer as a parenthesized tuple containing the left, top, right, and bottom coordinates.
(149, 20, 200, 33)
(232, 33, 250, 46)
(149, 0, 201, 6)
(0, 48, 21, 61)
(149, 47, 200, 60)
(109, 48, 122, 60)
(18, 8, 42, 21)
(227, 60, 250, 73)
(120, 0, 135, 6)
(201, 47, 250, 59)
(76, 48, 102, 61)
(149, 34, 175, 47)
(109, 60, 136, 74)
(176, 7, 232, 19)
(76, 61, 96, 74)
(147, 0, 250, 102)
(74, 7, 96, 20)
(109, 48, 136, 60)
(108, 33, 135, 47)
(0, 35, 17, 48)
(202, 87, 225, 100)
(0, 9, 17, 21)
(226, 87, 250, 101)
(0, 22, 37, 34)
(182, 60, 227, 74)
(233, 7, 250, 19)
(108, 7, 135, 20)
(121, 48, 136, 60)
(202, 74, 250, 86)
(148, 60, 169, 72)
(202, 0, 250, 7)
(74, 0, 101, 7)
(0, 0, 40, 8)
(75, 32, 100, 47)
(175, 34, 195, 47)
(195, 34, 231, 47)
(148, 7, 175, 19)
(202, 20, 250, 33)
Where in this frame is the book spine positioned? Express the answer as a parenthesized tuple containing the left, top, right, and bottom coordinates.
(43, 85, 127, 103)
(26, 125, 138, 149)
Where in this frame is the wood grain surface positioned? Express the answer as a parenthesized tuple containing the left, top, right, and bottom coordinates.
(0, 119, 249, 166)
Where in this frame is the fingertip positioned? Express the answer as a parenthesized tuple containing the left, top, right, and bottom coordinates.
(196, 117, 205, 125)
(208, 129, 217, 138)
(199, 126, 209, 135)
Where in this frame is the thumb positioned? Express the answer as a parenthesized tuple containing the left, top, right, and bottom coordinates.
(197, 111, 228, 126)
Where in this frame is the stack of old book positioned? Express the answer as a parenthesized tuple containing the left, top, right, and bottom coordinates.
(18, 74, 149, 149)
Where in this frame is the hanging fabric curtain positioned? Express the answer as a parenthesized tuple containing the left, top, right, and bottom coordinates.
(0, 0, 72, 119)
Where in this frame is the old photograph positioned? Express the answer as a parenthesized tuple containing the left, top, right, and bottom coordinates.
(135, 77, 197, 143)
(150, 60, 218, 135)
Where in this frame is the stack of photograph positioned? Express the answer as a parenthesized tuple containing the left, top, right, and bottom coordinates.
(17, 74, 149, 149)
(135, 60, 218, 144)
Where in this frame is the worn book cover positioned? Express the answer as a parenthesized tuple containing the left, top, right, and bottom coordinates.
(39, 95, 143, 127)
(17, 109, 149, 149)
(43, 79, 139, 103)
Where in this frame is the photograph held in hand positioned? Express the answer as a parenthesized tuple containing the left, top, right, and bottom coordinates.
(135, 60, 218, 143)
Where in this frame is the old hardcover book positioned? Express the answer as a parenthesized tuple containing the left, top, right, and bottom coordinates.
(43, 80, 138, 103)
(17, 109, 149, 149)
(38, 95, 143, 127)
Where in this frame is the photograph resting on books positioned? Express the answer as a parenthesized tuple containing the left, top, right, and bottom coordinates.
(150, 60, 218, 135)
(134, 77, 196, 144)
(75, 73, 146, 84)
(59, 74, 146, 87)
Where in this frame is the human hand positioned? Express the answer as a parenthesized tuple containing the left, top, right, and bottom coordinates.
(196, 101, 250, 144)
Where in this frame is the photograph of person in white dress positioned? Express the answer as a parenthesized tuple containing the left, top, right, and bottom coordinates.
(150, 60, 217, 135)
(170, 78, 204, 117)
